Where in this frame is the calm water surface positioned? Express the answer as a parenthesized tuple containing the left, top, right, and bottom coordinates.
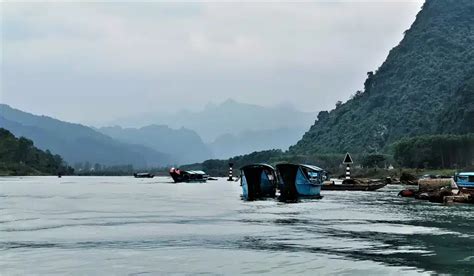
(1, 176, 474, 275)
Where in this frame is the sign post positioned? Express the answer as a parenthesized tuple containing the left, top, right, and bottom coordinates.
(227, 162, 234, 181)
(343, 153, 354, 180)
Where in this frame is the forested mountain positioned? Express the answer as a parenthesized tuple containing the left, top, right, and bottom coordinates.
(291, 0, 474, 155)
(438, 76, 474, 134)
(392, 133, 474, 169)
(0, 128, 72, 175)
(0, 104, 172, 168)
(99, 125, 212, 164)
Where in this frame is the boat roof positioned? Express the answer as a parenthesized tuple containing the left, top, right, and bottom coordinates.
(301, 164, 325, 172)
(276, 163, 325, 172)
(458, 172, 474, 176)
(186, 170, 207, 175)
(240, 163, 275, 171)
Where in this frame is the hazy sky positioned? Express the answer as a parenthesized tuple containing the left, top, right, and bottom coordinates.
(1, 1, 424, 125)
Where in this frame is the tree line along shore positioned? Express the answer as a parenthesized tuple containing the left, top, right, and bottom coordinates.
(1, 126, 472, 179)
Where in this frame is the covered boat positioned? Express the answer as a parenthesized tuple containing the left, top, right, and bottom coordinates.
(134, 172, 154, 178)
(240, 164, 277, 201)
(455, 172, 474, 188)
(276, 163, 326, 200)
(169, 168, 209, 183)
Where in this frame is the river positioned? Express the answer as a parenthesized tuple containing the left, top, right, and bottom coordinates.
(1, 176, 473, 275)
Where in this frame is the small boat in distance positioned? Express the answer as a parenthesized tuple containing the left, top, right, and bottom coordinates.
(134, 172, 154, 178)
(169, 168, 209, 183)
(240, 164, 277, 201)
(277, 163, 326, 201)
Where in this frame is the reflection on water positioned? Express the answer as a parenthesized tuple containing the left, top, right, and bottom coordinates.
(1, 176, 474, 275)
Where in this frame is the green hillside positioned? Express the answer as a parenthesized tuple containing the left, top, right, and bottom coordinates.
(438, 76, 474, 134)
(291, 0, 474, 155)
(0, 128, 72, 175)
(0, 104, 173, 168)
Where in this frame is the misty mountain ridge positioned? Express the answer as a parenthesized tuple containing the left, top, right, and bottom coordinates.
(99, 123, 311, 162)
(100, 99, 318, 160)
(0, 103, 316, 166)
(209, 126, 308, 159)
(0, 104, 173, 168)
(105, 98, 318, 142)
(98, 125, 212, 164)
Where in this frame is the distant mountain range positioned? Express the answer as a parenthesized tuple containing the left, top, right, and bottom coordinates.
(1, 100, 315, 166)
(98, 125, 212, 164)
(106, 99, 318, 143)
(0, 104, 172, 168)
(101, 99, 318, 160)
(208, 127, 308, 159)
(99, 123, 311, 163)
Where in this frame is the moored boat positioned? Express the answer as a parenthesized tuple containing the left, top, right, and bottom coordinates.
(134, 172, 154, 178)
(455, 172, 474, 188)
(169, 168, 209, 183)
(240, 164, 277, 201)
(321, 179, 387, 191)
(276, 163, 326, 200)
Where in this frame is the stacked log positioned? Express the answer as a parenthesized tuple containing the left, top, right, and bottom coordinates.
(418, 179, 454, 192)
(443, 194, 473, 204)
(398, 178, 474, 205)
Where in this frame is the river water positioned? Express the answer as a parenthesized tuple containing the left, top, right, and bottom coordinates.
(1, 176, 474, 275)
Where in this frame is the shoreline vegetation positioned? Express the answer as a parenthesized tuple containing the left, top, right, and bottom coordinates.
(0, 128, 74, 176)
(2, 127, 472, 180)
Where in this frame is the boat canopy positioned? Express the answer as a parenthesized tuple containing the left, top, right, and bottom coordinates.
(186, 170, 207, 175)
(300, 164, 325, 172)
(240, 163, 277, 200)
(458, 172, 474, 176)
(240, 163, 275, 171)
(240, 164, 276, 184)
(241, 170, 273, 190)
(276, 163, 325, 199)
(277, 163, 324, 186)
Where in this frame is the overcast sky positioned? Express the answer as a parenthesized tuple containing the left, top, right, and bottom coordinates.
(1, 1, 424, 125)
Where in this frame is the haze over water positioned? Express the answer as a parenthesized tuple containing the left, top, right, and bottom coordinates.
(1, 177, 474, 275)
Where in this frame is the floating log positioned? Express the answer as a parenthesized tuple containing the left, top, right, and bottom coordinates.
(443, 194, 473, 204)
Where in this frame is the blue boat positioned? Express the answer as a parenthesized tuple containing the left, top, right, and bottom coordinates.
(276, 163, 327, 201)
(455, 172, 474, 188)
(240, 164, 277, 201)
